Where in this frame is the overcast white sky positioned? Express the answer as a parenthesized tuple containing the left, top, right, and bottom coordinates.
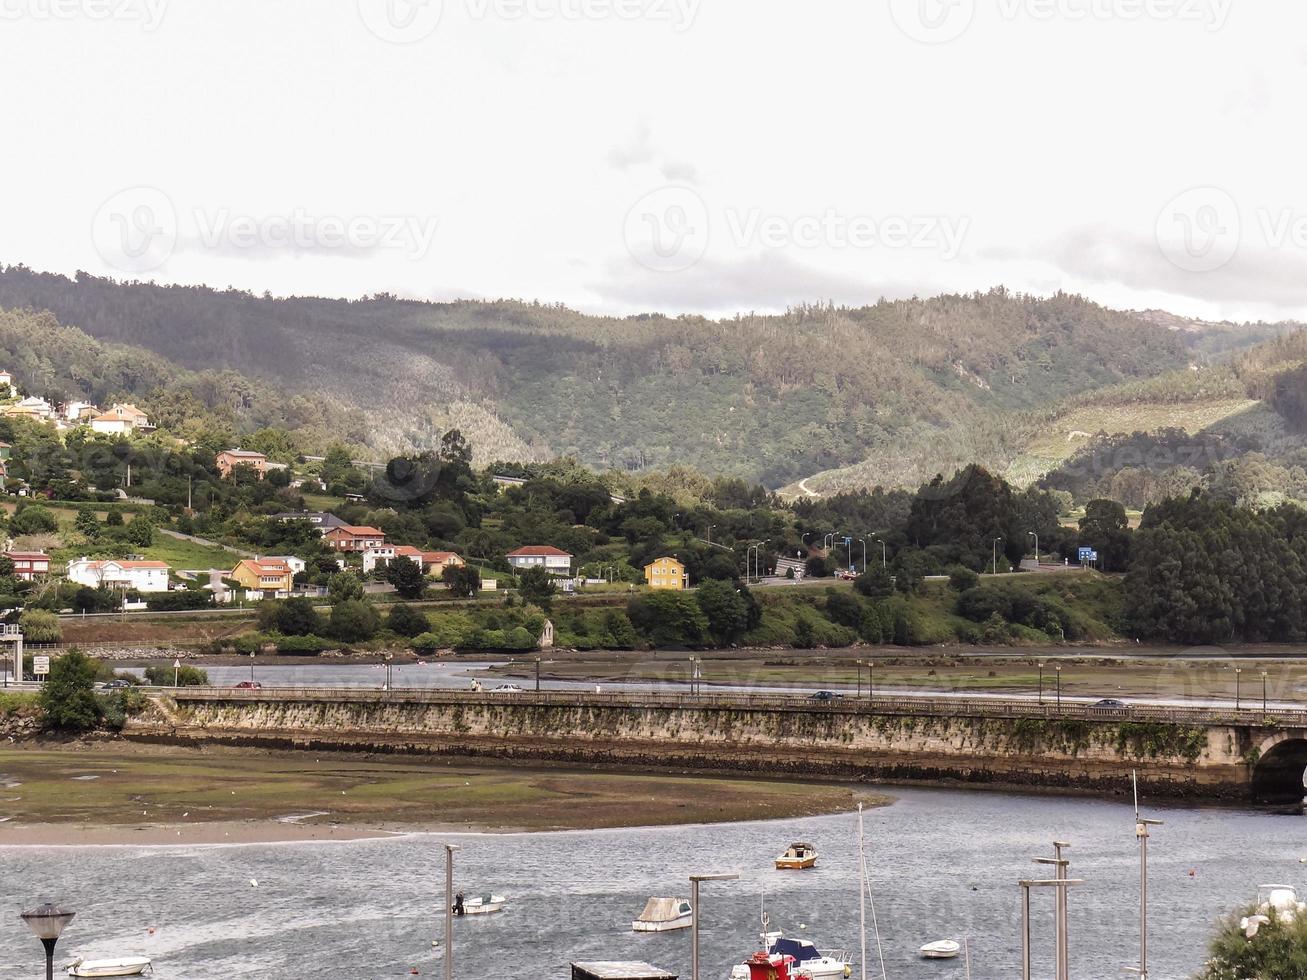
(3, 0, 1306, 321)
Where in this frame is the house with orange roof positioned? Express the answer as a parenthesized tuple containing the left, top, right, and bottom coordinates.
(323, 525, 387, 553)
(422, 550, 466, 579)
(216, 449, 268, 480)
(66, 557, 171, 592)
(230, 558, 295, 597)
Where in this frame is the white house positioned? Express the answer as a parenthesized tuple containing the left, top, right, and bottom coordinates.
(0, 371, 16, 398)
(67, 557, 171, 593)
(265, 555, 306, 576)
(91, 405, 150, 435)
(507, 546, 573, 576)
(5, 396, 54, 421)
(362, 545, 397, 574)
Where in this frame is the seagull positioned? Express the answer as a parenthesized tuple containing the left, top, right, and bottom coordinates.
(250, 879, 259, 888)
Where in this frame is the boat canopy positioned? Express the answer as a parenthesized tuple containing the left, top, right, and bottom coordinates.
(772, 937, 821, 962)
(636, 898, 691, 923)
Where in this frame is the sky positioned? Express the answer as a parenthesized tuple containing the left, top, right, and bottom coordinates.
(2, 0, 1306, 321)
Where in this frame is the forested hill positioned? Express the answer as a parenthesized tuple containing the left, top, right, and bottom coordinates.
(0, 265, 1281, 486)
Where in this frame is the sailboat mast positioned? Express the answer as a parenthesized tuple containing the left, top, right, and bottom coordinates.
(858, 803, 867, 980)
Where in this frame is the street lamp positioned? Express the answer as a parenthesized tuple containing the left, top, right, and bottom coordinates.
(1262, 670, 1269, 714)
(535, 657, 541, 692)
(856, 538, 868, 573)
(443, 845, 459, 980)
(690, 873, 739, 980)
(1235, 667, 1242, 711)
(20, 903, 75, 980)
(873, 538, 887, 568)
(1055, 664, 1062, 710)
(1038, 662, 1045, 705)
(992, 537, 1004, 576)
(855, 659, 863, 699)
(1028, 531, 1039, 567)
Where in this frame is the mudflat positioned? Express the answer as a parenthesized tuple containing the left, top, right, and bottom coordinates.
(0, 742, 886, 845)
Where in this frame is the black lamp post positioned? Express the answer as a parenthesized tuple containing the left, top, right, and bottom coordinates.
(21, 903, 75, 980)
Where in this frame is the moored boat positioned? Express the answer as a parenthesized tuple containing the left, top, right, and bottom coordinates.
(632, 897, 693, 932)
(66, 957, 152, 977)
(775, 842, 818, 870)
(920, 940, 961, 960)
(453, 892, 506, 916)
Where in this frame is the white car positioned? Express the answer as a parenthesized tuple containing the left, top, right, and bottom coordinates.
(488, 684, 525, 694)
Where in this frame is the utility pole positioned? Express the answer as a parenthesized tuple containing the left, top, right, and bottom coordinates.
(1127, 772, 1163, 980)
(1032, 841, 1074, 980)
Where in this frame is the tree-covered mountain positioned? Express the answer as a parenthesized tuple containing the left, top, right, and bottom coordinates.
(0, 265, 1295, 488)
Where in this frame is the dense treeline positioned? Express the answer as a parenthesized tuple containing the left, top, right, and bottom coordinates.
(0, 268, 1217, 485)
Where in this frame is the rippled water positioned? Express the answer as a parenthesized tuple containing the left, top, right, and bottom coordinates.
(0, 787, 1299, 979)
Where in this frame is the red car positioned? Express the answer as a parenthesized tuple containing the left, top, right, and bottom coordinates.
(233, 680, 262, 690)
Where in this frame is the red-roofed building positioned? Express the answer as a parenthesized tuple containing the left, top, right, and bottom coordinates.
(507, 545, 573, 576)
(5, 551, 50, 581)
(421, 550, 466, 580)
(323, 525, 387, 553)
(216, 449, 268, 480)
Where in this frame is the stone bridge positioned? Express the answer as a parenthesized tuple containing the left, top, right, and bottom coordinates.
(125, 688, 1307, 803)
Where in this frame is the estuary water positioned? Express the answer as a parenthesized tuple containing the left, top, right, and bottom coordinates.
(0, 786, 1301, 979)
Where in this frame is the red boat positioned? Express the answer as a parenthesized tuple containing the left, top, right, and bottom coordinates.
(742, 951, 799, 980)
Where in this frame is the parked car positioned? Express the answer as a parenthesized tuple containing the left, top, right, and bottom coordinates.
(808, 690, 844, 702)
(101, 679, 132, 690)
(233, 680, 262, 690)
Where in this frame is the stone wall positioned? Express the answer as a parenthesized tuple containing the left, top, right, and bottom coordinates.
(124, 694, 1268, 800)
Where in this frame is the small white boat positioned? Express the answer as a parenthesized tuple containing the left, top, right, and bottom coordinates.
(66, 957, 153, 977)
(454, 893, 506, 916)
(775, 842, 818, 870)
(633, 897, 693, 932)
(920, 940, 961, 960)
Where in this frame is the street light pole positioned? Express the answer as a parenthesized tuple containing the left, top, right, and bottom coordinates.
(992, 537, 1003, 576)
(20, 903, 75, 980)
(1235, 667, 1242, 711)
(443, 844, 459, 980)
(1128, 773, 1163, 980)
(1038, 662, 1045, 705)
(855, 659, 862, 699)
(690, 872, 739, 980)
(1055, 665, 1062, 710)
(1028, 531, 1039, 567)
(1262, 670, 1269, 714)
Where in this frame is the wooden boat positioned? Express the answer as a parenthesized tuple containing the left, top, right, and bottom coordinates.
(920, 940, 961, 959)
(632, 897, 693, 932)
(66, 957, 152, 977)
(775, 842, 818, 870)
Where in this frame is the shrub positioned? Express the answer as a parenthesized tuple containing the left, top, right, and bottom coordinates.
(10, 505, 57, 535)
(39, 649, 100, 730)
(327, 571, 364, 604)
(445, 565, 482, 598)
(143, 664, 210, 686)
(328, 600, 381, 643)
(386, 559, 427, 600)
(273, 634, 331, 654)
(258, 597, 323, 636)
(19, 608, 61, 643)
(387, 603, 430, 638)
(948, 566, 980, 592)
(147, 590, 214, 612)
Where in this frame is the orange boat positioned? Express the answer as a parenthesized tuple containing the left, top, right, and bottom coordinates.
(742, 951, 799, 980)
(774, 842, 818, 870)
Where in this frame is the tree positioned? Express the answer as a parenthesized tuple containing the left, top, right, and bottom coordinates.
(517, 566, 557, 611)
(144, 664, 209, 686)
(39, 649, 100, 730)
(854, 566, 894, 599)
(825, 589, 864, 629)
(444, 564, 482, 598)
(19, 608, 61, 643)
(327, 571, 364, 604)
(126, 516, 155, 547)
(387, 602, 430, 638)
(948, 566, 980, 592)
(328, 600, 381, 643)
(1079, 498, 1132, 572)
(10, 505, 57, 536)
(75, 509, 101, 539)
(257, 597, 322, 637)
(627, 591, 709, 646)
(386, 558, 426, 600)
(695, 578, 750, 645)
(1196, 906, 1307, 979)
(0, 556, 13, 578)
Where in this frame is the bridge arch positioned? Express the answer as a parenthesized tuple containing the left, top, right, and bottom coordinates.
(1252, 733, 1307, 803)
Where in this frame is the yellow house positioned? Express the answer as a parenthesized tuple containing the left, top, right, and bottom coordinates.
(644, 556, 687, 590)
(231, 559, 295, 596)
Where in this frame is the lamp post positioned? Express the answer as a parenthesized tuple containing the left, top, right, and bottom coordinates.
(1028, 531, 1039, 567)
(443, 844, 459, 980)
(1038, 662, 1045, 705)
(20, 903, 75, 980)
(250, 650, 255, 684)
(1262, 670, 1269, 714)
(873, 539, 887, 568)
(690, 872, 739, 980)
(1128, 773, 1163, 980)
(992, 537, 1003, 575)
(173, 657, 180, 687)
(855, 659, 863, 699)
(857, 538, 868, 573)
(1235, 667, 1242, 711)
(535, 657, 541, 692)
(1055, 664, 1062, 710)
